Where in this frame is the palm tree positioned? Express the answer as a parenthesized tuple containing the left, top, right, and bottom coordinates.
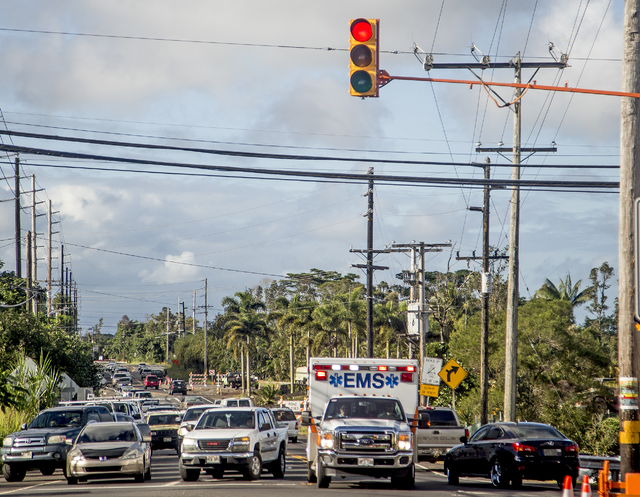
(535, 274, 593, 307)
(222, 291, 267, 395)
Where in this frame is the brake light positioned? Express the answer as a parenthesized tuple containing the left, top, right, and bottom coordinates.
(565, 443, 579, 453)
(512, 442, 536, 453)
(378, 365, 388, 371)
(316, 371, 327, 381)
(400, 373, 413, 382)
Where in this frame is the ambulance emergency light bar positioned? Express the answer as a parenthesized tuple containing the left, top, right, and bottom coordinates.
(313, 363, 416, 381)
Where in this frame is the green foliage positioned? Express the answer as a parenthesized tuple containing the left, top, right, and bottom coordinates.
(254, 384, 280, 406)
(11, 351, 61, 417)
(0, 409, 33, 440)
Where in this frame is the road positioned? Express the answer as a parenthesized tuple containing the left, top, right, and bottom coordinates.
(0, 435, 577, 496)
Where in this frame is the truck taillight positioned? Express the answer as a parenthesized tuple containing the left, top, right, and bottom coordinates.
(316, 371, 328, 381)
(377, 365, 388, 371)
(400, 373, 413, 382)
(396, 366, 416, 372)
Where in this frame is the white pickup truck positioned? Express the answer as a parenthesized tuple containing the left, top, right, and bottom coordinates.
(416, 407, 469, 461)
(178, 407, 287, 481)
(302, 357, 429, 490)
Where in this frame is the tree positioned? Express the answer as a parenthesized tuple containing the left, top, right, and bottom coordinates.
(535, 274, 593, 308)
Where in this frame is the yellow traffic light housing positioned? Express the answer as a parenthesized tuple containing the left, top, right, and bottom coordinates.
(349, 18, 379, 97)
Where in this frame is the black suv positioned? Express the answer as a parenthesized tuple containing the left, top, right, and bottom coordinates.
(1, 405, 113, 482)
(169, 380, 187, 395)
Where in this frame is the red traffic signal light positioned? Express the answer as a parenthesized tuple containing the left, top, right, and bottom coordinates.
(349, 18, 379, 97)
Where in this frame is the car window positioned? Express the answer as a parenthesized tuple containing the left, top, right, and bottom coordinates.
(509, 425, 565, 440)
(420, 409, 458, 426)
(99, 409, 113, 422)
(198, 411, 255, 429)
(29, 410, 85, 428)
(469, 425, 491, 442)
(485, 426, 505, 440)
(78, 425, 137, 443)
(147, 414, 182, 425)
(239, 400, 251, 407)
(273, 410, 296, 421)
(258, 412, 271, 430)
(184, 407, 211, 422)
(227, 400, 238, 407)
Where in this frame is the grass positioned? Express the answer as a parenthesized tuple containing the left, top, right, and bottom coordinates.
(0, 409, 33, 439)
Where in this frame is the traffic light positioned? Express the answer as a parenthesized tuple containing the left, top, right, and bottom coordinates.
(349, 18, 379, 97)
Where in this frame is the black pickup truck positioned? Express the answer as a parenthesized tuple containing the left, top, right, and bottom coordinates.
(1, 405, 113, 482)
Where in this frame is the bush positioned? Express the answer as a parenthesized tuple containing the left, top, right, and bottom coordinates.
(254, 384, 280, 406)
(0, 409, 32, 439)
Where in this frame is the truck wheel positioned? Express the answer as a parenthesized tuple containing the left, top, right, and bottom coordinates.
(307, 462, 317, 483)
(144, 461, 152, 481)
(40, 466, 56, 476)
(317, 460, 330, 489)
(179, 459, 200, 482)
(291, 437, 297, 443)
(2, 463, 26, 482)
(269, 447, 286, 478)
(391, 463, 415, 490)
(67, 476, 78, 485)
(244, 451, 262, 480)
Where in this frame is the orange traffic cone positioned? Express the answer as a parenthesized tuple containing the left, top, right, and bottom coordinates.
(562, 475, 575, 497)
(580, 475, 592, 497)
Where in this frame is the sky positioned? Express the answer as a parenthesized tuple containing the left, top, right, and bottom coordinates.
(0, 0, 622, 336)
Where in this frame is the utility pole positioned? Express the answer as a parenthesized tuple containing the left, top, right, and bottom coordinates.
(416, 46, 566, 422)
(456, 158, 508, 424)
(30, 175, 37, 315)
(25, 231, 31, 313)
(47, 200, 52, 315)
(14, 156, 21, 278)
(366, 167, 374, 357)
(166, 307, 170, 364)
(620, 0, 640, 477)
(204, 279, 208, 377)
(193, 290, 196, 334)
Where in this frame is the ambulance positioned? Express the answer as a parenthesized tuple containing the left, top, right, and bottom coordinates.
(301, 357, 428, 489)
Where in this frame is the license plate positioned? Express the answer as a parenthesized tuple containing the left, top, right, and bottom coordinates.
(358, 458, 374, 467)
(543, 449, 560, 457)
(20, 452, 32, 459)
(163, 437, 172, 442)
(206, 455, 220, 464)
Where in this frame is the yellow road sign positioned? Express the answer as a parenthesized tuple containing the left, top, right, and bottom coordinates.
(420, 384, 439, 397)
(438, 359, 467, 389)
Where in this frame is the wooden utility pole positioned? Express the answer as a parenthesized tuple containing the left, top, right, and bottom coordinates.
(25, 231, 31, 312)
(30, 175, 37, 315)
(366, 167, 374, 358)
(166, 307, 170, 363)
(480, 159, 491, 425)
(504, 54, 522, 422)
(47, 200, 52, 315)
(204, 278, 208, 377)
(620, 0, 640, 477)
(14, 156, 21, 278)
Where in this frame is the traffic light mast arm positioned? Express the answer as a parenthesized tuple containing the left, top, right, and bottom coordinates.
(378, 71, 640, 99)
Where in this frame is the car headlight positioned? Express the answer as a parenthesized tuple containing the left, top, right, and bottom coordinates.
(68, 448, 85, 462)
(47, 435, 67, 445)
(230, 437, 250, 452)
(182, 438, 198, 452)
(398, 433, 412, 451)
(3, 437, 13, 448)
(318, 432, 334, 449)
(122, 448, 143, 460)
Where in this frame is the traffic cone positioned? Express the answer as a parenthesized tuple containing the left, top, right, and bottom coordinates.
(562, 475, 575, 497)
(580, 475, 592, 497)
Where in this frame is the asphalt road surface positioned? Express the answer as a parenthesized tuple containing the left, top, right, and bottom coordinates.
(0, 435, 581, 497)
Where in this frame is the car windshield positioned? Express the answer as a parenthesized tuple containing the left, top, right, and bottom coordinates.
(147, 414, 182, 425)
(273, 410, 296, 421)
(419, 409, 458, 426)
(77, 425, 137, 443)
(197, 411, 255, 429)
(29, 410, 84, 428)
(184, 407, 212, 422)
(509, 425, 565, 440)
(325, 399, 404, 421)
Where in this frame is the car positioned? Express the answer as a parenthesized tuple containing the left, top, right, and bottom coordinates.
(145, 411, 184, 454)
(180, 396, 210, 409)
(65, 422, 151, 484)
(1, 405, 113, 482)
(114, 413, 135, 422)
(270, 408, 298, 443)
(169, 380, 188, 395)
(144, 375, 159, 389)
(443, 422, 580, 489)
(137, 363, 147, 371)
(150, 369, 166, 381)
(176, 405, 217, 452)
(212, 397, 254, 408)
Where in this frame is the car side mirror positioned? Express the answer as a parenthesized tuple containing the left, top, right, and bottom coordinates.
(418, 412, 431, 429)
(260, 423, 271, 431)
(20, 423, 27, 431)
(301, 411, 312, 427)
(460, 435, 468, 444)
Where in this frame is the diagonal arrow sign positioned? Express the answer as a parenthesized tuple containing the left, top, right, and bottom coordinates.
(446, 366, 459, 383)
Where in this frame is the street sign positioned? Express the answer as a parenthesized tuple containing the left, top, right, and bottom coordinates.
(438, 359, 467, 389)
(420, 384, 439, 397)
(421, 357, 443, 385)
